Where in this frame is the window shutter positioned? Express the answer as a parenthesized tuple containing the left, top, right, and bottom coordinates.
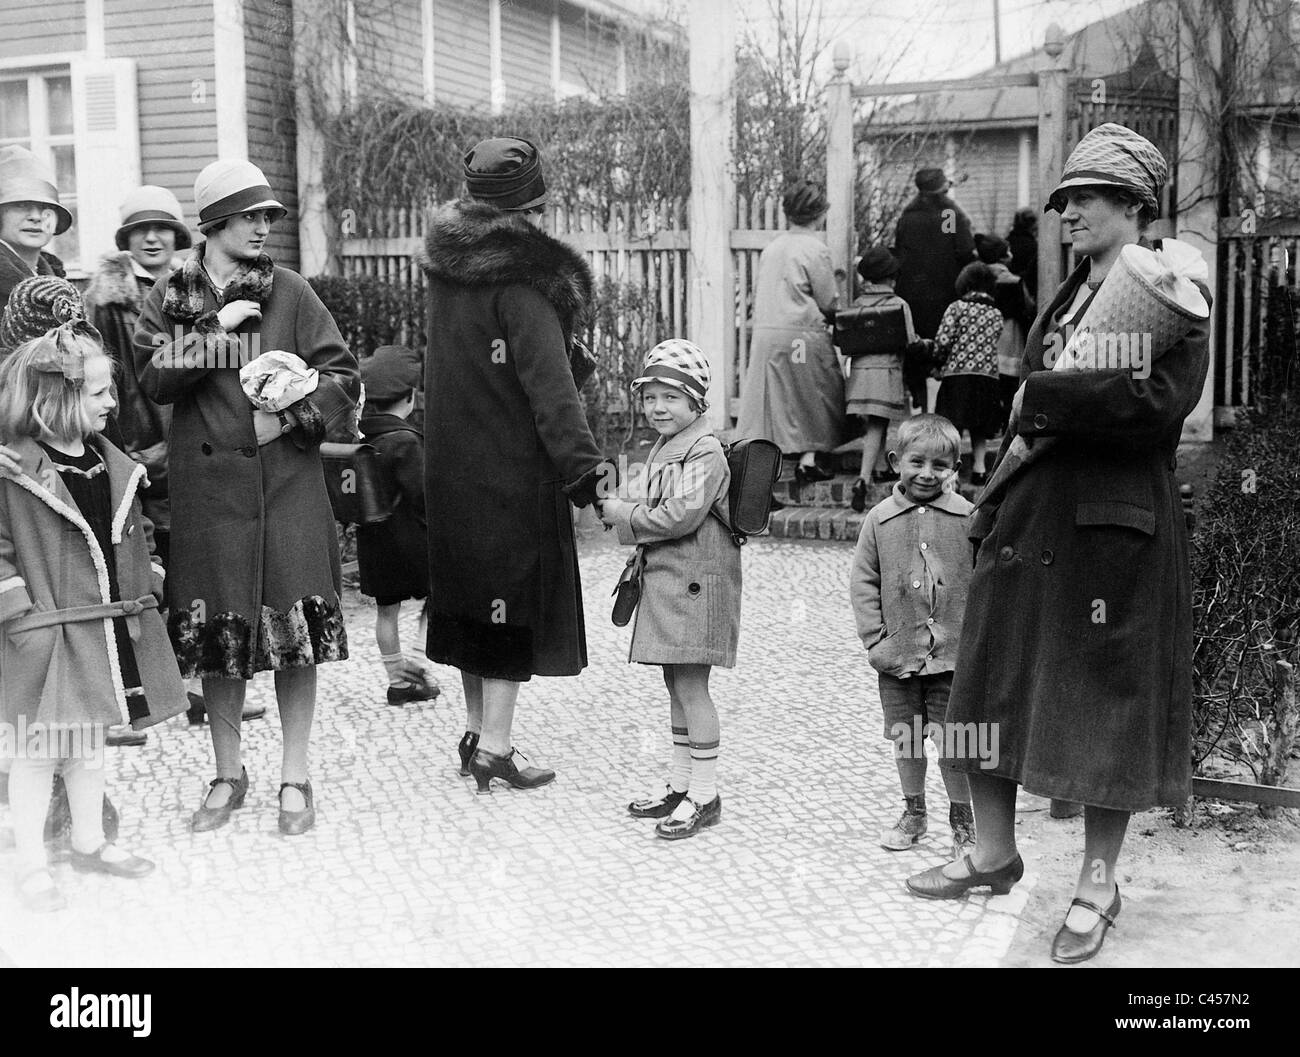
(70, 58, 140, 273)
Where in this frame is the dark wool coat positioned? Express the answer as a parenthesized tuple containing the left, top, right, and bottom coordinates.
(0, 242, 63, 315)
(892, 192, 975, 338)
(420, 200, 605, 681)
(0, 435, 187, 731)
(356, 412, 428, 601)
(85, 251, 174, 532)
(132, 247, 360, 680)
(946, 256, 1210, 811)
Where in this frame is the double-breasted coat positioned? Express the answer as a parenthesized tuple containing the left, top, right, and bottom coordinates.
(945, 254, 1210, 810)
(0, 435, 188, 730)
(133, 247, 360, 680)
(611, 415, 742, 668)
(420, 200, 605, 682)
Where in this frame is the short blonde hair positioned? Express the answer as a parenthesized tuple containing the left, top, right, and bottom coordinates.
(896, 413, 961, 463)
(0, 332, 113, 442)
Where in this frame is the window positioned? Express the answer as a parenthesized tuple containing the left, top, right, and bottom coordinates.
(0, 70, 78, 267)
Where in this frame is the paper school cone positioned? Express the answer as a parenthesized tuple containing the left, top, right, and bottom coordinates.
(1055, 241, 1210, 371)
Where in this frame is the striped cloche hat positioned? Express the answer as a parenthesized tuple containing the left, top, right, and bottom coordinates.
(1045, 123, 1168, 217)
(632, 338, 712, 411)
(194, 159, 286, 232)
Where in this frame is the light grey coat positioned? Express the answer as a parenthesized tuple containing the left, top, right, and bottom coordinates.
(612, 415, 742, 667)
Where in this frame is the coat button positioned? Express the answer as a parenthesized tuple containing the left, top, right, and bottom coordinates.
(1041, 549, 1054, 565)
(917, 507, 926, 514)
(926, 617, 935, 625)
(1033, 413, 1048, 430)
(688, 582, 701, 595)
(240, 445, 257, 457)
(920, 542, 928, 550)
(200, 442, 213, 455)
(999, 545, 1015, 561)
(911, 579, 921, 589)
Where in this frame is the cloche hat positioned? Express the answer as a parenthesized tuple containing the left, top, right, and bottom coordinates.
(463, 138, 548, 211)
(0, 146, 73, 235)
(632, 338, 712, 411)
(194, 159, 286, 232)
(115, 185, 192, 250)
(1045, 123, 1168, 217)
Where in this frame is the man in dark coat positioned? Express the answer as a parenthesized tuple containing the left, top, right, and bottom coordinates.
(421, 138, 606, 790)
(892, 168, 976, 411)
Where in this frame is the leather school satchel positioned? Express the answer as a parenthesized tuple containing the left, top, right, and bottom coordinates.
(833, 302, 909, 359)
(320, 443, 394, 526)
(610, 545, 646, 627)
(714, 437, 782, 545)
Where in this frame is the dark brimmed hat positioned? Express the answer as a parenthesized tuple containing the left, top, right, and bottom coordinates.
(362, 345, 421, 404)
(915, 168, 948, 193)
(1045, 123, 1167, 217)
(194, 159, 286, 232)
(464, 138, 548, 211)
(856, 245, 899, 282)
(0, 146, 73, 235)
(115, 185, 192, 250)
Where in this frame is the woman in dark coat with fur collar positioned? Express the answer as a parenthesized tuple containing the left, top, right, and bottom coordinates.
(421, 138, 606, 792)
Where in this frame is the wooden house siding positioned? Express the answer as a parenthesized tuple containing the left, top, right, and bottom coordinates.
(102, 0, 217, 248)
(558, 4, 618, 95)
(432, 0, 491, 108)
(357, 0, 426, 104)
(501, 0, 553, 104)
(0, 2, 86, 61)
(243, 0, 298, 270)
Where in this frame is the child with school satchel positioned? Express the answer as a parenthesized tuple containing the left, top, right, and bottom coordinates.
(597, 340, 741, 840)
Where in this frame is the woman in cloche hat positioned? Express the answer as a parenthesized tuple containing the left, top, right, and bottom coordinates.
(134, 159, 359, 838)
(0, 145, 73, 309)
(904, 124, 1210, 965)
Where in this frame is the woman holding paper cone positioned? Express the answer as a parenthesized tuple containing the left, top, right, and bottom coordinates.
(904, 124, 1210, 965)
(134, 160, 359, 836)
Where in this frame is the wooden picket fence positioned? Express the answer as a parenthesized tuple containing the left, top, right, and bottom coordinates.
(337, 192, 797, 418)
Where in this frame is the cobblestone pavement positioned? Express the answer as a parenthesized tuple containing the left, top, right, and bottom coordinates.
(0, 533, 1034, 968)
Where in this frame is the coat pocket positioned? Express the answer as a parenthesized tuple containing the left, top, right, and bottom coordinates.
(1075, 500, 1156, 535)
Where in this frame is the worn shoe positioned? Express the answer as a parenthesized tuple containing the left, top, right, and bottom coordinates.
(469, 747, 556, 794)
(278, 780, 316, 836)
(1051, 887, 1121, 964)
(880, 795, 927, 851)
(186, 692, 266, 725)
(16, 868, 66, 913)
(906, 853, 1024, 899)
(190, 767, 248, 833)
(106, 724, 147, 748)
(628, 786, 687, 819)
(387, 682, 440, 705)
(949, 802, 976, 861)
(70, 843, 155, 879)
(655, 795, 722, 840)
(457, 731, 481, 777)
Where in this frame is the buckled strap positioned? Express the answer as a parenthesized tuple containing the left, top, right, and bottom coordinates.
(1068, 895, 1118, 927)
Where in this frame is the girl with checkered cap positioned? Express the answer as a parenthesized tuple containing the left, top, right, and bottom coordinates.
(597, 340, 742, 840)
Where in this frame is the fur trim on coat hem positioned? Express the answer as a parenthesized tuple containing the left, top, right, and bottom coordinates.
(168, 595, 348, 679)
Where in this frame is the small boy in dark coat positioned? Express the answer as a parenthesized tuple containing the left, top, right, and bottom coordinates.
(358, 345, 440, 705)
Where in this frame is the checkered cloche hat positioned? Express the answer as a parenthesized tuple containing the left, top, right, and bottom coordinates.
(632, 338, 712, 411)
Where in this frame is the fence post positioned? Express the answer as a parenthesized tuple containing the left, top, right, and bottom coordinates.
(826, 41, 855, 301)
(1037, 23, 1071, 301)
(688, 0, 736, 428)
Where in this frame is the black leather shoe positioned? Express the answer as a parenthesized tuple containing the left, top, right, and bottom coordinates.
(278, 780, 316, 836)
(906, 853, 1024, 899)
(469, 747, 555, 794)
(794, 463, 832, 489)
(387, 682, 440, 705)
(1051, 887, 1121, 964)
(628, 786, 687, 819)
(190, 767, 248, 833)
(457, 731, 480, 776)
(106, 724, 147, 748)
(70, 843, 155, 879)
(850, 477, 869, 513)
(655, 795, 721, 839)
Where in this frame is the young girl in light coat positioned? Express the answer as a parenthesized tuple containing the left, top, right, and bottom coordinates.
(598, 340, 741, 840)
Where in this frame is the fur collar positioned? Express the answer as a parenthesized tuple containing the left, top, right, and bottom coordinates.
(420, 199, 593, 323)
(162, 243, 274, 322)
(85, 251, 148, 312)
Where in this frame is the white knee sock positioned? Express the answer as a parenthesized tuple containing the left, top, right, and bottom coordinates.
(7, 757, 57, 873)
(669, 725, 691, 793)
(688, 738, 719, 804)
